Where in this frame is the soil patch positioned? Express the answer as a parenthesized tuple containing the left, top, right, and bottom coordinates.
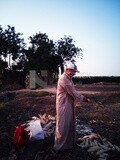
(0, 84, 120, 160)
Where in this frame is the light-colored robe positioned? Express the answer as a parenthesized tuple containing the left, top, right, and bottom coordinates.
(54, 72, 84, 151)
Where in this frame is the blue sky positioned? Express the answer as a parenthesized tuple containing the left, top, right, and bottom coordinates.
(0, 0, 120, 76)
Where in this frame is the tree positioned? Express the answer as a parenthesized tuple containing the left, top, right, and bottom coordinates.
(56, 35, 83, 73)
(24, 34, 83, 83)
(0, 25, 25, 70)
(23, 32, 65, 84)
(0, 25, 7, 63)
(0, 58, 8, 71)
(25, 33, 56, 71)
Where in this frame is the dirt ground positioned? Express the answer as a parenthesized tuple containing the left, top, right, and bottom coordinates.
(0, 84, 120, 160)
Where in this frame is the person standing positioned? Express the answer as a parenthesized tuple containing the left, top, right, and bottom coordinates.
(54, 63, 88, 152)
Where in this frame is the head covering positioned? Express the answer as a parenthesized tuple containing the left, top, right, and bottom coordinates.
(66, 63, 79, 72)
(74, 64, 79, 72)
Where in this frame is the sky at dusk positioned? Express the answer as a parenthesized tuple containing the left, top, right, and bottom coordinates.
(0, 0, 120, 76)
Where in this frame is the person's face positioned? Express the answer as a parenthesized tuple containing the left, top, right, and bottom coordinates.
(66, 69, 76, 78)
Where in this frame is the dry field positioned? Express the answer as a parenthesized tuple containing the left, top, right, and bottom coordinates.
(0, 84, 120, 160)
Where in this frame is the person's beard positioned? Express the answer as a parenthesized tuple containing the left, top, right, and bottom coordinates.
(69, 73, 75, 78)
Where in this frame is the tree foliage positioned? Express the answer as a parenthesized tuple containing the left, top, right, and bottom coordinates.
(0, 25, 83, 82)
(24, 33, 64, 77)
(28, 32, 55, 71)
(56, 35, 83, 62)
(0, 25, 25, 69)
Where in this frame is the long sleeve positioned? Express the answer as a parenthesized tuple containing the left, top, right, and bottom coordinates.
(59, 74, 84, 102)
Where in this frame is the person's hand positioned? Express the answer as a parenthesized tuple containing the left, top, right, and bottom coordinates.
(82, 96, 89, 102)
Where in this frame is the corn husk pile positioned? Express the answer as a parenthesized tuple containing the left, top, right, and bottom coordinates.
(38, 113, 56, 137)
(24, 113, 56, 140)
(76, 133, 120, 160)
(23, 113, 120, 160)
